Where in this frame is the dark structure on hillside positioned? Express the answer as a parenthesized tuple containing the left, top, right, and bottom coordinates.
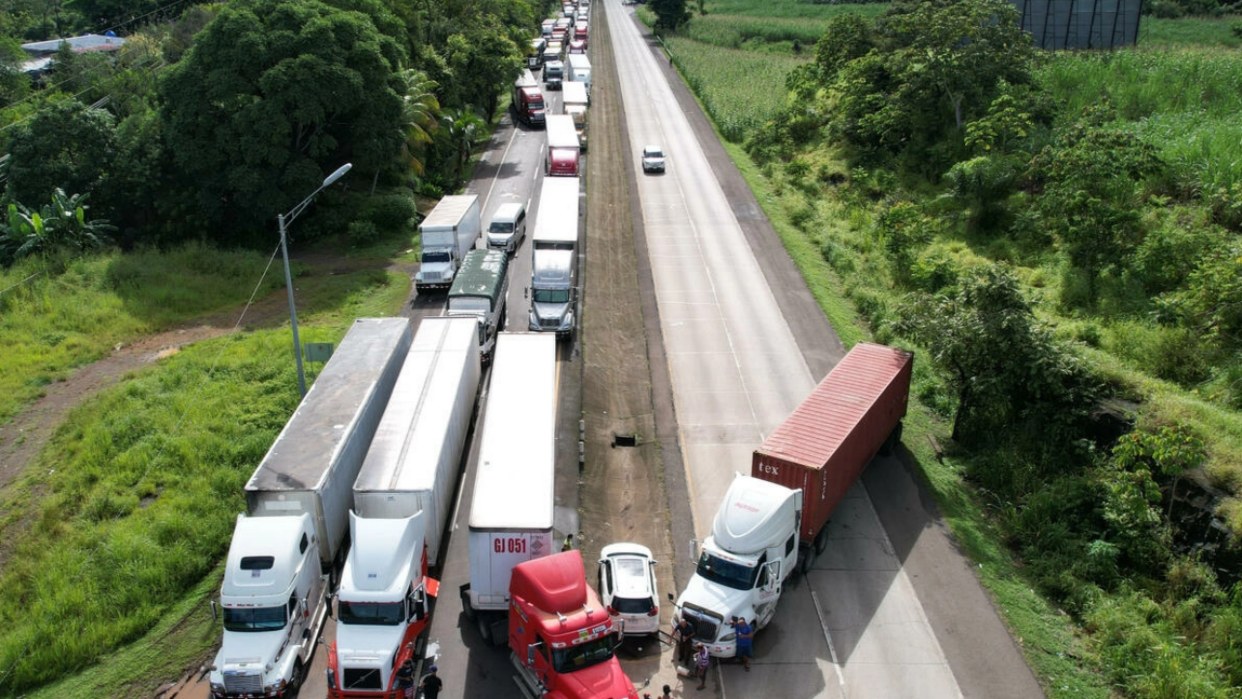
(1010, 0, 1143, 50)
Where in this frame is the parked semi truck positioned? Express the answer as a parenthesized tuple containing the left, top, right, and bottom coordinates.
(509, 550, 639, 699)
(446, 249, 509, 360)
(673, 342, 913, 658)
(327, 317, 482, 699)
(512, 69, 546, 128)
(210, 318, 412, 699)
(562, 80, 588, 151)
(415, 195, 481, 292)
(544, 113, 580, 177)
(460, 332, 559, 646)
(528, 176, 580, 336)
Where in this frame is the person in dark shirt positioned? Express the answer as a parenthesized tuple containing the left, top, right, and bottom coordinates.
(419, 664, 443, 699)
(394, 658, 416, 699)
(673, 616, 697, 666)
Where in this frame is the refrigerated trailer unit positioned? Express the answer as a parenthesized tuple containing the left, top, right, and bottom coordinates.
(214, 317, 411, 699)
(327, 317, 481, 699)
(544, 113, 580, 177)
(244, 317, 413, 571)
(528, 176, 581, 336)
(461, 332, 558, 645)
(352, 316, 482, 563)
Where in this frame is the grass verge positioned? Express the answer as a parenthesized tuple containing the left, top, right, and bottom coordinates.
(0, 259, 407, 694)
(0, 243, 283, 426)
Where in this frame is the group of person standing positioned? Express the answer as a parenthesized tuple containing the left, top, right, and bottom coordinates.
(671, 614, 753, 691)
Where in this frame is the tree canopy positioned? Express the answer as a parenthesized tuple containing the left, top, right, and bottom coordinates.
(159, 0, 407, 243)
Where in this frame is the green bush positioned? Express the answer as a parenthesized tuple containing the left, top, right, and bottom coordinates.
(1129, 217, 1217, 294)
(347, 220, 382, 247)
(1207, 183, 1242, 231)
(362, 193, 417, 232)
(1086, 589, 1234, 699)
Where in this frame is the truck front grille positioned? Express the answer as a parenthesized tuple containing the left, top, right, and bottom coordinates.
(223, 671, 263, 693)
(539, 317, 561, 329)
(343, 667, 383, 689)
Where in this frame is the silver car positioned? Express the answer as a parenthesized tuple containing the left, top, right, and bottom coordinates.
(641, 145, 665, 173)
(598, 542, 659, 636)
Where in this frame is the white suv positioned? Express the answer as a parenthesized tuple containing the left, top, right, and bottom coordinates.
(641, 145, 665, 173)
(598, 543, 659, 636)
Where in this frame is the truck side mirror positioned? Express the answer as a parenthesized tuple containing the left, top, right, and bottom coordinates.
(524, 287, 529, 299)
(210, 600, 219, 622)
(527, 641, 543, 665)
(667, 592, 675, 603)
(300, 597, 309, 618)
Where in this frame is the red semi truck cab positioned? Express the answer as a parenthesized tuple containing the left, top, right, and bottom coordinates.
(508, 550, 638, 699)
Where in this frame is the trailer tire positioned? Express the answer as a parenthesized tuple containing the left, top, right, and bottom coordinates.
(879, 422, 903, 456)
(477, 615, 493, 646)
(814, 526, 829, 556)
(461, 588, 476, 621)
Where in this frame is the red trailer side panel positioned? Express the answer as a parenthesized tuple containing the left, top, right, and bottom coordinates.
(752, 343, 913, 544)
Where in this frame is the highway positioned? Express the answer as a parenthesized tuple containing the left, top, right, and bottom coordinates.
(179, 1, 1045, 696)
(606, 0, 962, 696)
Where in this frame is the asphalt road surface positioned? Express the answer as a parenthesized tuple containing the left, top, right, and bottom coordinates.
(604, 0, 1044, 697)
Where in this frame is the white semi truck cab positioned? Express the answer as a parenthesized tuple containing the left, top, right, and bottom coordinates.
(210, 513, 328, 698)
(673, 476, 801, 658)
(327, 512, 434, 698)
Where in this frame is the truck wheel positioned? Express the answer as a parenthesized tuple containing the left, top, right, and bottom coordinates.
(461, 588, 475, 621)
(814, 526, 829, 556)
(799, 550, 815, 576)
(289, 660, 304, 695)
(476, 615, 493, 645)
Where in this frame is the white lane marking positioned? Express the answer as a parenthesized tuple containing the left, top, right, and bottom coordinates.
(811, 589, 848, 698)
(481, 125, 522, 214)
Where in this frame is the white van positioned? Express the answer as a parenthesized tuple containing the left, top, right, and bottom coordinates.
(486, 202, 528, 254)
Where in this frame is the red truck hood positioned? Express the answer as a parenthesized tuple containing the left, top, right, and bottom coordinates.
(547, 659, 637, 699)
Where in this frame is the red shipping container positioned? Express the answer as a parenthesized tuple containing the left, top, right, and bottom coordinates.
(752, 343, 913, 546)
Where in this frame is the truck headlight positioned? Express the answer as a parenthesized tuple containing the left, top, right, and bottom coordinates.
(720, 632, 736, 642)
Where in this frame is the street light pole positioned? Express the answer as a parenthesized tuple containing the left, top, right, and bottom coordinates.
(279, 163, 352, 397)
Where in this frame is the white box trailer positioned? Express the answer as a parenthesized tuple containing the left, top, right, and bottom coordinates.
(415, 194, 482, 292)
(566, 54, 591, 93)
(352, 316, 482, 565)
(245, 317, 412, 570)
(462, 332, 557, 643)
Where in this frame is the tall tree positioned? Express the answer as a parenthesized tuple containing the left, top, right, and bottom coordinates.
(4, 99, 116, 208)
(1030, 114, 1163, 298)
(650, 0, 690, 32)
(159, 0, 407, 243)
(897, 264, 1098, 444)
(440, 22, 522, 118)
(0, 37, 32, 108)
(397, 69, 440, 180)
(825, 0, 1034, 162)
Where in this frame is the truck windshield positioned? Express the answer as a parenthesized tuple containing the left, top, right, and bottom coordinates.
(422, 251, 450, 264)
(448, 297, 491, 314)
(695, 551, 758, 591)
(337, 601, 404, 626)
(532, 288, 571, 304)
(223, 605, 286, 632)
(552, 636, 616, 674)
